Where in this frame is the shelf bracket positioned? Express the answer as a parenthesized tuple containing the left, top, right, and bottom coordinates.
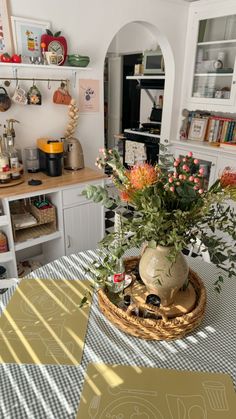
(73, 71, 77, 88)
(144, 88, 157, 106)
(136, 79, 156, 104)
(12, 67, 18, 85)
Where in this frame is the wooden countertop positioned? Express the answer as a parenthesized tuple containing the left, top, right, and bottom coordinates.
(0, 167, 106, 199)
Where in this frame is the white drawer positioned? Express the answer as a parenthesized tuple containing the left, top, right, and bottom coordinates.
(62, 182, 102, 207)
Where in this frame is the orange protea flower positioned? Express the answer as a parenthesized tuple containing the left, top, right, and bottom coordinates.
(220, 168, 236, 188)
(129, 163, 158, 190)
(120, 189, 134, 202)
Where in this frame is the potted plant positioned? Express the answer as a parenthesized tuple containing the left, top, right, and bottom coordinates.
(82, 148, 236, 307)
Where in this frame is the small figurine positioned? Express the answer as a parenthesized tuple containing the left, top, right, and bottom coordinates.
(179, 108, 189, 140)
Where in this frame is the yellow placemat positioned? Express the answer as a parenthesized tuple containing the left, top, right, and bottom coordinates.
(0, 278, 92, 365)
(77, 363, 236, 419)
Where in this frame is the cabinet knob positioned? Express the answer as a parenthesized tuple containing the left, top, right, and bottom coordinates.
(211, 163, 215, 167)
(233, 81, 236, 85)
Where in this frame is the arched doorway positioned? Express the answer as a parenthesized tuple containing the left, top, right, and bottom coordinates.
(103, 20, 175, 155)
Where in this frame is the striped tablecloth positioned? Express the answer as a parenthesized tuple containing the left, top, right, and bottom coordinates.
(0, 249, 235, 419)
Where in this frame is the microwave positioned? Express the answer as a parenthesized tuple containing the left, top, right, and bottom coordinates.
(143, 50, 164, 75)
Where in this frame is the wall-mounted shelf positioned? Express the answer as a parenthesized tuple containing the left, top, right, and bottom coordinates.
(0, 62, 92, 87)
(0, 62, 92, 71)
(126, 75, 165, 80)
(194, 73, 233, 77)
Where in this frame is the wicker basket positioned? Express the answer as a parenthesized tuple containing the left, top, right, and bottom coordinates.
(10, 200, 57, 241)
(98, 257, 207, 341)
(30, 203, 56, 225)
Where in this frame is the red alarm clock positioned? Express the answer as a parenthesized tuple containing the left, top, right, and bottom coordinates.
(41, 30, 67, 65)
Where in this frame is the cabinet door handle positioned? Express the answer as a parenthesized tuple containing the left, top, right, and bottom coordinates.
(66, 234, 71, 248)
(211, 163, 215, 167)
(233, 81, 236, 85)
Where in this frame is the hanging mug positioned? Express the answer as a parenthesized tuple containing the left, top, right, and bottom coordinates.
(53, 82, 72, 105)
(27, 84, 42, 105)
(12, 86, 27, 105)
(0, 87, 11, 112)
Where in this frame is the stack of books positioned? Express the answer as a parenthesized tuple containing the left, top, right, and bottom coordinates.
(186, 111, 236, 145)
(205, 116, 236, 143)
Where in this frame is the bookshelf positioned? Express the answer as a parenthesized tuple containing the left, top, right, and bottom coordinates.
(180, 110, 236, 146)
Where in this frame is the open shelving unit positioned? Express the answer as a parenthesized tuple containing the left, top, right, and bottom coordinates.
(14, 230, 61, 251)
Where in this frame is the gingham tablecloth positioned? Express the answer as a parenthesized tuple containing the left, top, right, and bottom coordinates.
(0, 249, 235, 419)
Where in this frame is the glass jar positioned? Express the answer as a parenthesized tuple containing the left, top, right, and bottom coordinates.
(0, 231, 8, 253)
(143, 294, 161, 319)
(0, 172, 11, 184)
(0, 265, 7, 294)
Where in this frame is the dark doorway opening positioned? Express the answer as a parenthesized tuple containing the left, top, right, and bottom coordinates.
(122, 53, 142, 131)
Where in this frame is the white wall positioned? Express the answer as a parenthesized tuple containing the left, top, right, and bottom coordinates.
(108, 22, 157, 55)
(0, 0, 189, 168)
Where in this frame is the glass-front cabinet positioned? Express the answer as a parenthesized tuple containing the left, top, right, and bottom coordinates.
(188, 11, 236, 107)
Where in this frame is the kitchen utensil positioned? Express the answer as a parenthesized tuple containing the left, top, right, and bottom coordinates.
(88, 395, 100, 419)
(64, 137, 84, 170)
(0, 87, 11, 112)
(150, 104, 162, 122)
(24, 147, 40, 173)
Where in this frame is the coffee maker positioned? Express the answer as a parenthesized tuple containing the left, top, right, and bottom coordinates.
(64, 137, 84, 170)
(37, 138, 64, 177)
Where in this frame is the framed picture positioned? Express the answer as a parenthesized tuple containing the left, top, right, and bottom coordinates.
(188, 117, 208, 141)
(0, 0, 13, 54)
(79, 79, 100, 113)
(11, 16, 50, 57)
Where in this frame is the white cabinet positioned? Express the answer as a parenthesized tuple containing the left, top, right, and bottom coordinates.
(216, 154, 236, 174)
(183, 2, 236, 112)
(0, 178, 104, 277)
(64, 202, 103, 255)
(63, 182, 104, 256)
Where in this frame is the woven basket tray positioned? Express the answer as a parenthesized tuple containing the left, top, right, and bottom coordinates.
(30, 204, 56, 224)
(98, 257, 207, 341)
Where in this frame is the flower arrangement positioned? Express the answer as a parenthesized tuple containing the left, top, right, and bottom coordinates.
(83, 148, 236, 292)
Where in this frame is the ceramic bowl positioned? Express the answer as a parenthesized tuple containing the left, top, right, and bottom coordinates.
(67, 55, 90, 67)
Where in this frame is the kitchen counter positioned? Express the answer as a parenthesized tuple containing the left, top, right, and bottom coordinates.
(0, 167, 106, 199)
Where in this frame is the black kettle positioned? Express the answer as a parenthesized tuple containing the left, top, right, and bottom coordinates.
(0, 87, 11, 112)
(150, 103, 162, 122)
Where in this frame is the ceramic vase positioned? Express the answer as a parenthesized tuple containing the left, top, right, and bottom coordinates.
(139, 245, 189, 307)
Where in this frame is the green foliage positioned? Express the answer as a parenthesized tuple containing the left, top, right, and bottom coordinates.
(83, 149, 236, 292)
(82, 185, 119, 209)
